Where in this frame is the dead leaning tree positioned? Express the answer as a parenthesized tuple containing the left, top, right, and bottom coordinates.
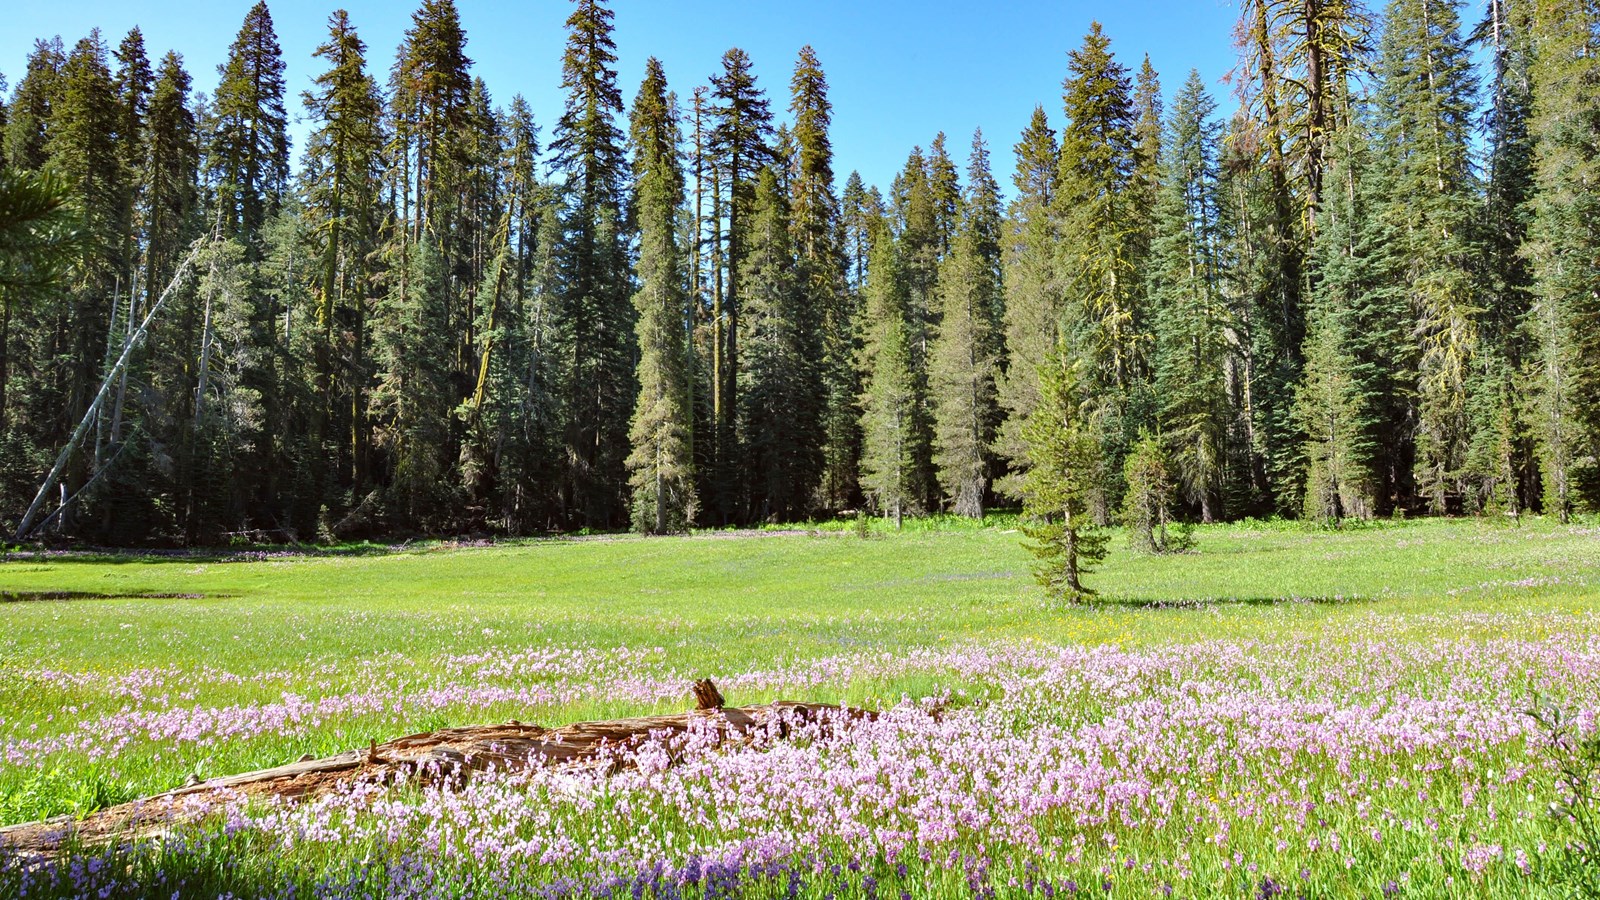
(13, 233, 209, 541)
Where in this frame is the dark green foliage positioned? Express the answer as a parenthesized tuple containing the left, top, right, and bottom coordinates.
(5, 39, 66, 172)
(1297, 122, 1409, 523)
(372, 234, 454, 529)
(1527, 0, 1600, 523)
(995, 107, 1060, 497)
(136, 51, 202, 541)
(1372, 0, 1481, 513)
(1056, 23, 1142, 398)
(0, 166, 80, 483)
(1475, 0, 1537, 360)
(1, 3, 1598, 543)
(1462, 352, 1521, 518)
(930, 130, 1004, 518)
(303, 10, 385, 504)
(791, 47, 854, 513)
(859, 231, 920, 527)
(702, 46, 774, 522)
(1148, 71, 1229, 523)
(626, 58, 695, 534)
(738, 167, 822, 521)
(1122, 432, 1182, 553)
(550, 0, 634, 529)
(209, 2, 289, 246)
(1021, 349, 1109, 600)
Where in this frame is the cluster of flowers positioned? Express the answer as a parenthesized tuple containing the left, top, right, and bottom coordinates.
(4, 612, 1596, 897)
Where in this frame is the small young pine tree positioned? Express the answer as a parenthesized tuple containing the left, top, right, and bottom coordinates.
(1122, 432, 1178, 553)
(1020, 349, 1108, 601)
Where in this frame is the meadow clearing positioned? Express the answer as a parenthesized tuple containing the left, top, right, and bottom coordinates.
(0, 516, 1598, 898)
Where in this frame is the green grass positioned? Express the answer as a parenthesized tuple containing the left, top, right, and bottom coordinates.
(4, 516, 1595, 671)
(1, 515, 1598, 897)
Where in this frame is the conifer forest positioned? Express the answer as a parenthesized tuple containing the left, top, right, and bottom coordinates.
(1, 0, 1598, 545)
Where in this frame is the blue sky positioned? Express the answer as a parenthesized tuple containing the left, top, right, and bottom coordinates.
(2, 0, 1246, 196)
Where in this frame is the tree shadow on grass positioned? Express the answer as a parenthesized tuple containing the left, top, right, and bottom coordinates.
(1097, 594, 1377, 611)
(1, 590, 230, 603)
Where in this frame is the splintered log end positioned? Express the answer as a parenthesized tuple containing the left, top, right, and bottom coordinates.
(692, 678, 725, 710)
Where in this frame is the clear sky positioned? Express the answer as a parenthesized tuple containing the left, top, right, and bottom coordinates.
(2, 0, 1246, 197)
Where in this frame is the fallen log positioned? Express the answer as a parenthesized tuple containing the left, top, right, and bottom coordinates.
(0, 681, 872, 857)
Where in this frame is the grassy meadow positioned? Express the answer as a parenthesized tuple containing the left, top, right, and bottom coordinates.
(1, 516, 1598, 897)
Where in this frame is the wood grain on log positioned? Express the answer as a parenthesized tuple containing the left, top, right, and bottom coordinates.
(0, 690, 872, 858)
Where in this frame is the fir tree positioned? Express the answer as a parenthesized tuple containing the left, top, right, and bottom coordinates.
(138, 51, 201, 538)
(0, 168, 78, 437)
(390, 0, 472, 238)
(1122, 431, 1180, 552)
(209, 1, 289, 246)
(1462, 352, 1521, 517)
(1130, 55, 1162, 287)
(840, 170, 874, 292)
(859, 230, 919, 527)
(1373, 0, 1481, 513)
(45, 31, 130, 525)
(303, 10, 385, 495)
(926, 132, 962, 258)
(390, 0, 477, 401)
(1471, 0, 1538, 512)
(626, 58, 695, 534)
(549, 0, 634, 527)
(790, 46, 853, 512)
(188, 235, 261, 536)
(113, 27, 151, 291)
(995, 106, 1060, 495)
(1228, 0, 1335, 512)
(1474, 0, 1537, 357)
(829, 169, 879, 507)
(4, 39, 66, 172)
(1527, 0, 1600, 519)
(1296, 122, 1405, 522)
(1055, 22, 1146, 507)
(1020, 348, 1108, 601)
(373, 234, 454, 527)
(930, 130, 1003, 518)
(490, 100, 563, 530)
(738, 167, 822, 521)
(142, 51, 201, 302)
(706, 46, 774, 520)
(890, 144, 939, 336)
(1057, 23, 1141, 381)
(1237, 0, 1372, 225)
(1148, 71, 1230, 522)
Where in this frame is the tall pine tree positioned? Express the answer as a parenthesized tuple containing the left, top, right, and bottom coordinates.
(1149, 71, 1231, 522)
(995, 106, 1060, 496)
(930, 130, 1004, 518)
(549, 0, 634, 527)
(626, 58, 695, 533)
(1372, 0, 1481, 513)
(1527, 0, 1600, 519)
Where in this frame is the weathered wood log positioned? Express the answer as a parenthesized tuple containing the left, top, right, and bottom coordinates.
(0, 683, 872, 857)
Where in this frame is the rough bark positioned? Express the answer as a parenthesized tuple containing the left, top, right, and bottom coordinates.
(0, 683, 871, 857)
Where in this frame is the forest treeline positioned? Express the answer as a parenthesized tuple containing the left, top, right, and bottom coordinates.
(0, 0, 1596, 543)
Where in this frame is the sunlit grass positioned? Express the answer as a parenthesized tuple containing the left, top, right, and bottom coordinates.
(1, 515, 1597, 897)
